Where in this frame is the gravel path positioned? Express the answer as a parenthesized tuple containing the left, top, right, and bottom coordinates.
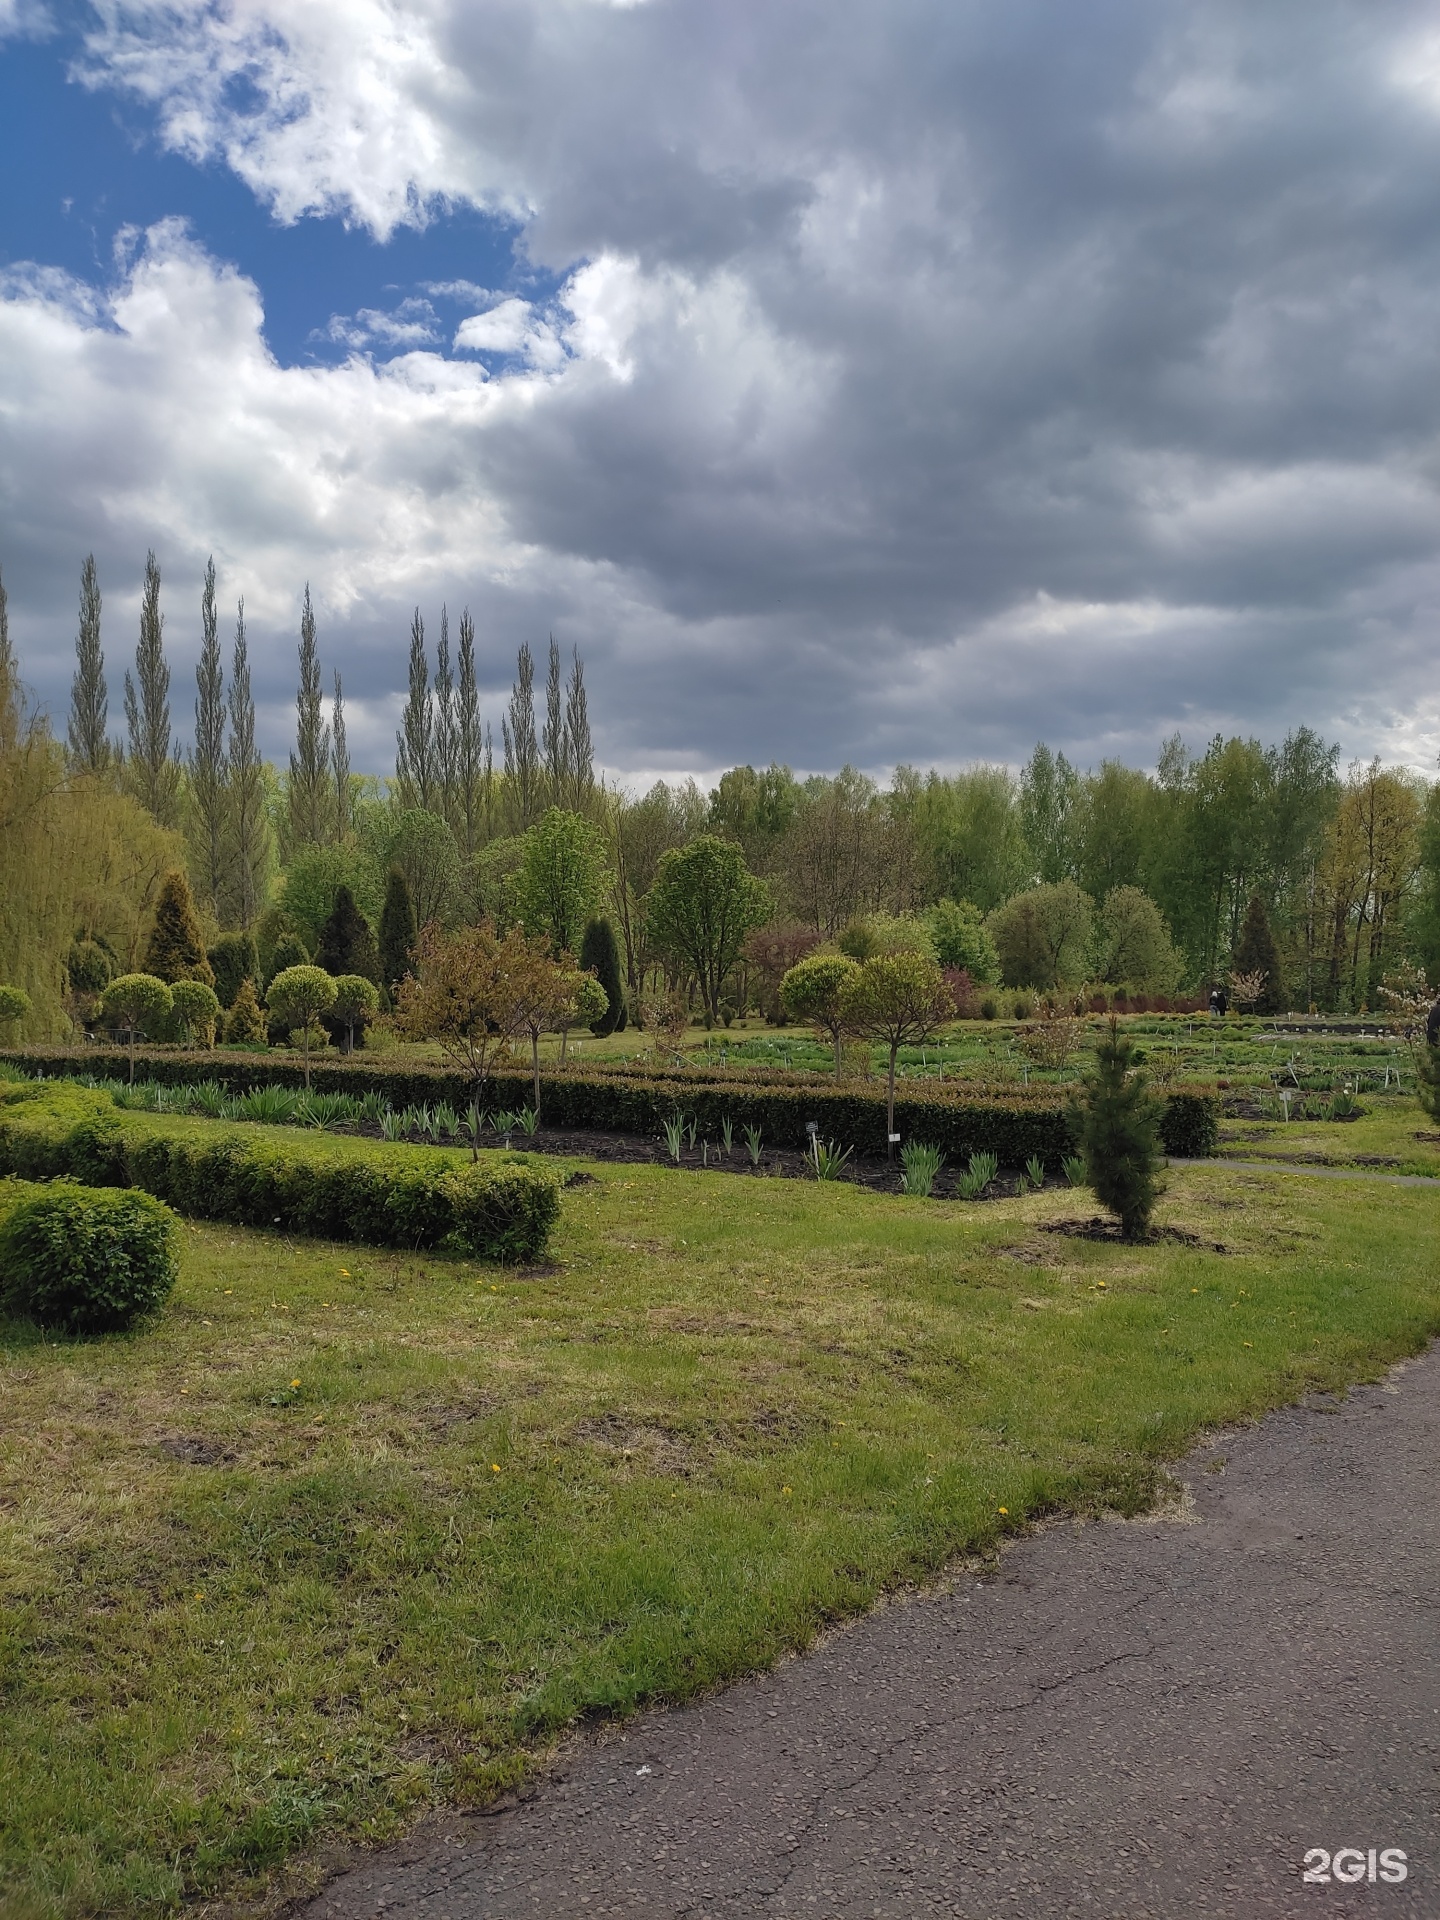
(301, 1348, 1440, 1919)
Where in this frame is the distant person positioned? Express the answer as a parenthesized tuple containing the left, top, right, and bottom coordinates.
(1208, 986, 1221, 1019)
(1427, 994, 1440, 1049)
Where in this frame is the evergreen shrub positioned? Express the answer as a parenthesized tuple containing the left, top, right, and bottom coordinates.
(0, 1177, 179, 1333)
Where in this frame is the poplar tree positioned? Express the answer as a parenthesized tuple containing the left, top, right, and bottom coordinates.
(502, 641, 539, 832)
(395, 608, 435, 810)
(223, 599, 270, 929)
(0, 559, 13, 759)
(543, 633, 566, 805)
(287, 584, 332, 849)
(565, 644, 594, 811)
(434, 605, 458, 832)
(332, 670, 351, 840)
(455, 607, 484, 856)
(189, 557, 227, 912)
(123, 550, 181, 825)
(68, 554, 110, 775)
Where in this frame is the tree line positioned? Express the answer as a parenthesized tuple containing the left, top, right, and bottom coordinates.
(4, 549, 1440, 1041)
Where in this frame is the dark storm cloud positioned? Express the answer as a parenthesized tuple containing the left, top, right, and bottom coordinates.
(5, 0, 1440, 777)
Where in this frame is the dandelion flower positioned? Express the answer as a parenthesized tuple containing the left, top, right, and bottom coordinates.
(339, 1268, 350, 1277)
(492, 1463, 501, 1472)
(290, 1378, 301, 1388)
(998, 1506, 1009, 1515)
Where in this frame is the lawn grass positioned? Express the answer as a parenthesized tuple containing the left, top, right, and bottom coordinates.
(3, 1143, 1439, 1917)
(1215, 1102, 1440, 1177)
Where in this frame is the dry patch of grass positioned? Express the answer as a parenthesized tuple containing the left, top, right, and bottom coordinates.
(2, 1153, 1438, 1917)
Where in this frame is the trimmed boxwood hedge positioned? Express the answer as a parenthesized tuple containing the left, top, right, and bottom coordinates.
(0, 1046, 1220, 1166)
(0, 1177, 180, 1334)
(0, 1083, 560, 1261)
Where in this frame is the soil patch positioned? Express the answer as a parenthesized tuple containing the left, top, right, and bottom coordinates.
(1041, 1217, 1231, 1252)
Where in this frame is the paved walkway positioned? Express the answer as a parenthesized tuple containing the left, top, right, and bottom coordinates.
(302, 1349, 1440, 1919)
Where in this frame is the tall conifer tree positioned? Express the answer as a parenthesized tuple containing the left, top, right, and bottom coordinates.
(123, 549, 180, 825)
(455, 607, 484, 856)
(223, 598, 269, 929)
(0, 558, 14, 759)
(287, 584, 332, 848)
(565, 644, 593, 812)
(189, 556, 228, 912)
(395, 607, 435, 810)
(68, 554, 110, 775)
(502, 641, 539, 831)
(332, 670, 351, 840)
(434, 605, 458, 830)
(543, 633, 566, 805)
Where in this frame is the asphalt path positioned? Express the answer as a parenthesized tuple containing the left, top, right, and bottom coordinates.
(301, 1348, 1440, 1920)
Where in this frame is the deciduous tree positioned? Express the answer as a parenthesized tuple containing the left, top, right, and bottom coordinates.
(838, 951, 953, 1155)
(265, 964, 337, 1088)
(781, 951, 860, 1075)
(123, 551, 181, 827)
(646, 835, 771, 1025)
(516, 807, 607, 958)
(395, 920, 535, 1148)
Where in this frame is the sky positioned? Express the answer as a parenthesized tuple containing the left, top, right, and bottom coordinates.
(2, 0, 1440, 789)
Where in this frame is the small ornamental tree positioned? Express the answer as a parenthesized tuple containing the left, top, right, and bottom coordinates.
(331, 974, 380, 1054)
(100, 973, 173, 1081)
(170, 978, 220, 1048)
(578, 917, 626, 1034)
(0, 985, 31, 1042)
(646, 835, 771, 1026)
(1231, 894, 1284, 1014)
(838, 951, 954, 1157)
(395, 920, 533, 1153)
(780, 952, 861, 1075)
(144, 870, 215, 985)
(1069, 1017, 1163, 1241)
(511, 940, 574, 1120)
(379, 865, 417, 998)
(224, 975, 267, 1045)
(554, 969, 609, 1063)
(316, 885, 380, 982)
(265, 965, 337, 1088)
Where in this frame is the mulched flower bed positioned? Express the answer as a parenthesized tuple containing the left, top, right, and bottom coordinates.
(424, 1121, 1059, 1201)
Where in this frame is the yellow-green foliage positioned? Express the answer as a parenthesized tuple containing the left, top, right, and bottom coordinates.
(0, 678, 186, 1035)
(0, 1155, 1437, 1913)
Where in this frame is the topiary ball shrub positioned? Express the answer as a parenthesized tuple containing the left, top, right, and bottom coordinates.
(0, 1181, 180, 1333)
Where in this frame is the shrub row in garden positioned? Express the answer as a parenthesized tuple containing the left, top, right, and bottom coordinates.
(0, 1082, 560, 1261)
(1, 1048, 1219, 1164)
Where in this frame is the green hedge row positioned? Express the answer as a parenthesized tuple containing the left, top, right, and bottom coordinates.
(0, 1083, 560, 1261)
(1, 1048, 1219, 1165)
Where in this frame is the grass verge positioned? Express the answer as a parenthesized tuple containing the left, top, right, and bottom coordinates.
(2, 1150, 1438, 1916)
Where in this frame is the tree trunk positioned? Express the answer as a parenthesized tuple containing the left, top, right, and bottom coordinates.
(886, 1043, 898, 1158)
(302, 1028, 311, 1091)
(531, 1032, 541, 1119)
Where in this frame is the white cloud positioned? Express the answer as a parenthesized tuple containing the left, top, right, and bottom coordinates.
(454, 295, 565, 367)
(3, 1, 1440, 781)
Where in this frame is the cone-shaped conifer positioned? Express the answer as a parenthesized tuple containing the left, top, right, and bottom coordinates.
(1070, 1017, 1163, 1240)
(143, 870, 214, 985)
